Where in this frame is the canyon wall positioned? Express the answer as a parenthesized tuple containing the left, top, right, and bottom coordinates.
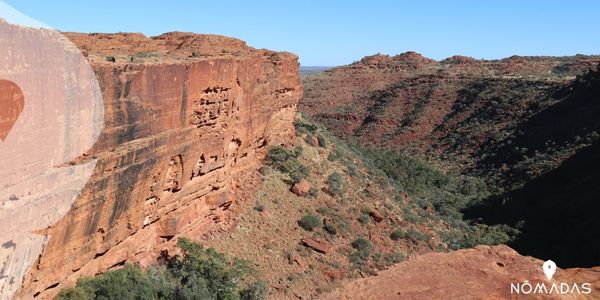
(18, 32, 301, 299)
(300, 53, 600, 270)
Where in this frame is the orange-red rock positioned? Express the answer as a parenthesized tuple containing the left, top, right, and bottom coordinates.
(302, 237, 330, 254)
(369, 211, 384, 223)
(321, 245, 600, 300)
(18, 32, 301, 299)
(291, 179, 311, 196)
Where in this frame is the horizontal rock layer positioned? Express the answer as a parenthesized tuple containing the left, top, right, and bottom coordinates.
(18, 32, 301, 299)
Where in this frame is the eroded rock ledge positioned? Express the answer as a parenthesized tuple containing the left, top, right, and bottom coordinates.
(321, 245, 600, 300)
(19, 32, 301, 299)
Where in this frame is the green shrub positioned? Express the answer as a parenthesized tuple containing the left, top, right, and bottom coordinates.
(267, 146, 308, 183)
(406, 229, 429, 242)
(351, 237, 372, 251)
(56, 265, 160, 300)
(359, 206, 372, 215)
(349, 238, 373, 268)
(316, 207, 333, 215)
(56, 238, 266, 300)
(357, 214, 371, 224)
(267, 146, 295, 165)
(294, 120, 318, 134)
(383, 252, 406, 265)
(390, 229, 406, 241)
(323, 223, 337, 235)
(347, 163, 359, 177)
(348, 249, 370, 267)
(293, 145, 303, 158)
(404, 210, 419, 223)
(327, 147, 344, 162)
(240, 281, 268, 300)
(327, 172, 344, 195)
(308, 187, 318, 198)
(317, 135, 327, 148)
(298, 214, 323, 231)
(352, 147, 492, 223)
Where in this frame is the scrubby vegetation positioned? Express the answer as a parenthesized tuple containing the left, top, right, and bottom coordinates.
(56, 238, 266, 300)
(298, 214, 323, 231)
(242, 115, 522, 297)
(326, 172, 343, 195)
(390, 229, 406, 241)
(349, 145, 519, 248)
(352, 147, 489, 219)
(349, 237, 374, 269)
(266, 146, 308, 183)
(301, 115, 518, 249)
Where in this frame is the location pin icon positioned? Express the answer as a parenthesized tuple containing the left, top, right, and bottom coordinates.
(0, 79, 24, 141)
(543, 260, 557, 280)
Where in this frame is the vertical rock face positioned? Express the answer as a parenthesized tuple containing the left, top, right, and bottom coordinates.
(18, 32, 301, 298)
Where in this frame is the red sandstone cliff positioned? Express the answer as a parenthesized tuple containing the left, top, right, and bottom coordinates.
(17, 32, 301, 299)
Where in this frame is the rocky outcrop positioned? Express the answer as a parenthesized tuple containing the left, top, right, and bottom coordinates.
(290, 179, 311, 196)
(301, 237, 330, 254)
(321, 245, 600, 300)
(17, 32, 301, 299)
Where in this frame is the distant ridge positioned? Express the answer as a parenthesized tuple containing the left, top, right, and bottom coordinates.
(299, 66, 332, 76)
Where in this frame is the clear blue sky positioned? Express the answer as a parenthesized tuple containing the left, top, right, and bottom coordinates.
(4, 0, 599, 66)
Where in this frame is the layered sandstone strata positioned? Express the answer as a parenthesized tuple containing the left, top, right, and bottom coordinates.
(17, 32, 301, 298)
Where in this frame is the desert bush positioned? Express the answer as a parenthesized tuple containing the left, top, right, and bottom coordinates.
(266, 146, 308, 183)
(316, 207, 333, 215)
(56, 264, 160, 300)
(298, 214, 323, 231)
(317, 135, 327, 148)
(348, 249, 370, 267)
(351, 237, 372, 251)
(308, 187, 318, 198)
(327, 147, 344, 162)
(323, 223, 337, 235)
(293, 145, 303, 158)
(390, 229, 406, 241)
(406, 229, 429, 242)
(327, 172, 344, 195)
(294, 120, 318, 134)
(348, 237, 373, 269)
(57, 238, 265, 300)
(383, 252, 406, 264)
(357, 214, 371, 224)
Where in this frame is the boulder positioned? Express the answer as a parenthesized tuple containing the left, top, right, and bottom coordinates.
(291, 180, 311, 196)
(301, 237, 330, 254)
(369, 211, 384, 223)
